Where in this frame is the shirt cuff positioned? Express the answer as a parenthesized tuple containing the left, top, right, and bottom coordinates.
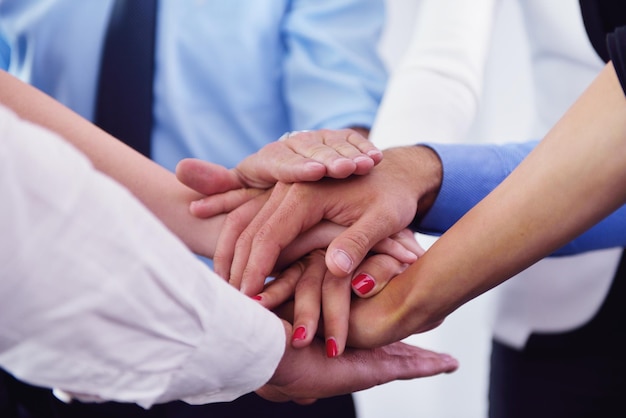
(417, 141, 536, 234)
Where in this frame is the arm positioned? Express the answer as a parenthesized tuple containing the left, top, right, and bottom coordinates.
(0, 69, 222, 258)
(0, 104, 458, 407)
(0, 105, 284, 406)
(370, 0, 497, 146)
(0, 71, 382, 257)
(204, 63, 626, 349)
(419, 140, 626, 254)
(348, 61, 626, 347)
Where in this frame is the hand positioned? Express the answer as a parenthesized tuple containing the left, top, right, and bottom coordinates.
(256, 229, 424, 356)
(238, 129, 383, 185)
(212, 146, 442, 295)
(256, 320, 458, 404)
(175, 129, 383, 216)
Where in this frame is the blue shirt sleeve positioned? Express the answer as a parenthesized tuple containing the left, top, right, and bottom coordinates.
(282, 0, 387, 130)
(0, 36, 10, 70)
(417, 141, 626, 255)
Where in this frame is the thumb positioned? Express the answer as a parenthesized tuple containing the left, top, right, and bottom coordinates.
(176, 158, 244, 195)
(325, 215, 404, 277)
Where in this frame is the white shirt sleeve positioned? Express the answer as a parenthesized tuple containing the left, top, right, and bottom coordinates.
(0, 105, 285, 408)
(371, 0, 497, 147)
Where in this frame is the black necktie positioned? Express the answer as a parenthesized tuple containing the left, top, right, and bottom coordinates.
(94, 0, 157, 157)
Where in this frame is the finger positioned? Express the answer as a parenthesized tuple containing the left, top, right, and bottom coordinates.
(189, 188, 264, 218)
(175, 158, 243, 195)
(213, 193, 270, 282)
(370, 236, 419, 265)
(351, 253, 409, 298)
(253, 263, 302, 310)
(278, 224, 420, 270)
(287, 130, 357, 179)
(236, 141, 328, 186)
(368, 342, 459, 378)
(320, 129, 379, 176)
(276, 221, 345, 269)
(321, 268, 352, 357)
(291, 250, 327, 348)
(234, 183, 325, 295)
(290, 129, 383, 178)
(386, 228, 426, 258)
(346, 129, 384, 166)
(325, 208, 407, 277)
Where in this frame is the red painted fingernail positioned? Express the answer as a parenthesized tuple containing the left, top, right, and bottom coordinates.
(292, 326, 307, 342)
(251, 295, 262, 301)
(352, 273, 375, 295)
(326, 338, 338, 358)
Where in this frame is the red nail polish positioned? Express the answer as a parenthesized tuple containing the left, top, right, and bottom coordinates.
(251, 294, 262, 301)
(352, 273, 375, 295)
(326, 338, 338, 358)
(292, 326, 307, 342)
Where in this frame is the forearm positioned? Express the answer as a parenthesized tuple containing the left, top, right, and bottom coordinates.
(0, 112, 284, 406)
(0, 70, 221, 257)
(370, 0, 496, 147)
(418, 140, 626, 253)
(351, 62, 626, 347)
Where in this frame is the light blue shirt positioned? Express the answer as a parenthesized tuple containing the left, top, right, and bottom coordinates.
(420, 141, 626, 255)
(0, 0, 386, 171)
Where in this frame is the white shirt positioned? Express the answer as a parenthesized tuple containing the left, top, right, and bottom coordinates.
(371, 0, 621, 348)
(0, 105, 285, 408)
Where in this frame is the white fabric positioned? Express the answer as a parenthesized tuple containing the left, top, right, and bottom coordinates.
(0, 105, 285, 407)
(371, 0, 621, 348)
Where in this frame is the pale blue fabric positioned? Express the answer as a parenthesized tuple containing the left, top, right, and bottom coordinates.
(420, 141, 626, 255)
(0, 0, 386, 171)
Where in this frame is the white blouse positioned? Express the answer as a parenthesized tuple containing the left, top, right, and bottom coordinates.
(0, 105, 284, 408)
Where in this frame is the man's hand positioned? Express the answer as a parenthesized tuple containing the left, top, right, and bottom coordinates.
(256, 320, 458, 404)
(176, 129, 383, 210)
(212, 146, 442, 295)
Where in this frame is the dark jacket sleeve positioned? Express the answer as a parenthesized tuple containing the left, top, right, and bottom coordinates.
(607, 26, 626, 95)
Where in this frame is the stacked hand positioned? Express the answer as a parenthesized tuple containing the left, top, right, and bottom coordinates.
(176, 129, 455, 403)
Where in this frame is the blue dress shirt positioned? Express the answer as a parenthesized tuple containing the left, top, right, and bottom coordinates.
(0, 0, 386, 171)
(420, 141, 626, 255)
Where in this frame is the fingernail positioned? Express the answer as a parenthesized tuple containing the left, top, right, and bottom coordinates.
(352, 273, 375, 295)
(292, 326, 307, 342)
(331, 250, 353, 274)
(305, 161, 325, 170)
(189, 200, 200, 212)
(353, 156, 371, 164)
(251, 294, 262, 301)
(326, 337, 338, 358)
(443, 355, 459, 370)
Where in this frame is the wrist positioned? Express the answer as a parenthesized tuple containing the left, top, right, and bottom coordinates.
(381, 145, 443, 230)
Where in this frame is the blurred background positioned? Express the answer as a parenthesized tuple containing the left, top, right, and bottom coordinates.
(354, 0, 533, 416)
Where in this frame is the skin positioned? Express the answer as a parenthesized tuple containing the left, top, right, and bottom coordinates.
(190, 145, 440, 292)
(180, 62, 626, 350)
(258, 320, 458, 404)
(348, 61, 626, 347)
(1, 70, 421, 269)
(0, 70, 383, 260)
(0, 70, 459, 403)
(177, 146, 426, 357)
